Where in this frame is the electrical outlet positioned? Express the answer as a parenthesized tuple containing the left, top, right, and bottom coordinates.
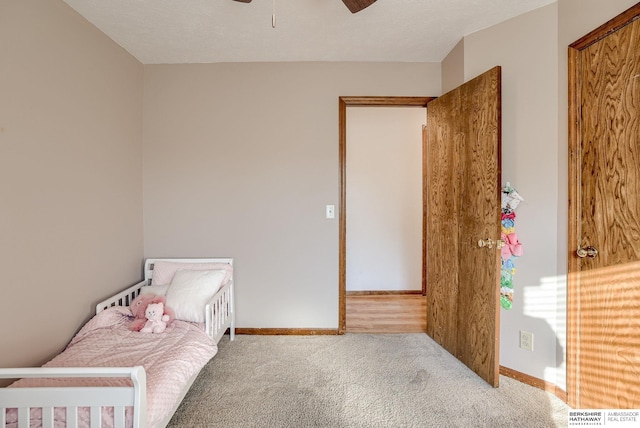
(520, 331, 534, 351)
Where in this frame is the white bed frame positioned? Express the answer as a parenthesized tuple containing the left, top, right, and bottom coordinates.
(1, 258, 235, 428)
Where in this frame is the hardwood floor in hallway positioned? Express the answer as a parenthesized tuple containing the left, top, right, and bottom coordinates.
(346, 294, 427, 333)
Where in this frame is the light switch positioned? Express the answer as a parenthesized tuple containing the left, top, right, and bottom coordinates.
(326, 205, 335, 219)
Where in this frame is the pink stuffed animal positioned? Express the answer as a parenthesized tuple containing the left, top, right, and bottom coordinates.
(129, 294, 175, 332)
(140, 302, 170, 333)
(129, 294, 156, 331)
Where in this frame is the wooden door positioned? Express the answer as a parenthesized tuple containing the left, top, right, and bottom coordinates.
(568, 4, 640, 409)
(425, 66, 502, 387)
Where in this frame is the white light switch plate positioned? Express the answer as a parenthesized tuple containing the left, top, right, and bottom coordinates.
(326, 205, 335, 219)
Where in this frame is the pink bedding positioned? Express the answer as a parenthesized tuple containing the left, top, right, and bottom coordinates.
(5, 306, 217, 428)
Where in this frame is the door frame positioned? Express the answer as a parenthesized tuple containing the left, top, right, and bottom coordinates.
(567, 3, 640, 408)
(338, 96, 435, 334)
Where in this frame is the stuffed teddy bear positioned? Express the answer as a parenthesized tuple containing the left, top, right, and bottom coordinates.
(129, 294, 175, 332)
(140, 301, 170, 333)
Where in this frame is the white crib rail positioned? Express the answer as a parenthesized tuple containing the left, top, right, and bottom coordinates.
(0, 366, 146, 428)
(96, 280, 147, 314)
(206, 279, 235, 343)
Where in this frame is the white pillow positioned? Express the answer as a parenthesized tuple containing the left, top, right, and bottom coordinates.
(151, 261, 232, 286)
(139, 284, 170, 296)
(165, 269, 227, 323)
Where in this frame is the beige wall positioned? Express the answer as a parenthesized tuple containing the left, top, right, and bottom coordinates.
(0, 1, 144, 368)
(441, 38, 465, 94)
(143, 62, 440, 328)
(346, 107, 425, 292)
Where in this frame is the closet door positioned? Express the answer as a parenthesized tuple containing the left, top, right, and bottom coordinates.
(426, 66, 502, 387)
(568, 5, 640, 409)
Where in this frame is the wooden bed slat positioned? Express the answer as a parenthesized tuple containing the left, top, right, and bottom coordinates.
(90, 406, 100, 427)
(114, 406, 126, 428)
(68, 407, 79, 428)
(18, 408, 28, 428)
(43, 407, 54, 428)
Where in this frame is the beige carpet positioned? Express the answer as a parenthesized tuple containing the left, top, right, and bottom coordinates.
(168, 334, 568, 427)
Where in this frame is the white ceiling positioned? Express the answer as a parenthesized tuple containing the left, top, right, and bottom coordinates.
(63, 0, 556, 64)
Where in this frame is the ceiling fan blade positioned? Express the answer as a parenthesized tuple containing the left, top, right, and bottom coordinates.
(342, 0, 377, 13)
(232, 0, 252, 3)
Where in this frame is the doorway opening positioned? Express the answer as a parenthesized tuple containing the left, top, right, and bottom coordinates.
(338, 97, 434, 334)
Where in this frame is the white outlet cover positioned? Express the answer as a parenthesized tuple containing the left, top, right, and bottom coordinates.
(520, 331, 534, 351)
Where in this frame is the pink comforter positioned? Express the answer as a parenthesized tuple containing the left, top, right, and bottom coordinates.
(6, 307, 217, 428)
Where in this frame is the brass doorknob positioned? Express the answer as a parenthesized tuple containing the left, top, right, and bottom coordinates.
(478, 238, 495, 249)
(478, 238, 506, 249)
(577, 246, 598, 258)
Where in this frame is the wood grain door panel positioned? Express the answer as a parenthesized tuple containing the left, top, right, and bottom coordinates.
(457, 71, 502, 381)
(568, 4, 640, 409)
(425, 88, 461, 353)
(426, 66, 502, 386)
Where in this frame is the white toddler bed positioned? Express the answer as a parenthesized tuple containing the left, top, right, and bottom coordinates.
(0, 258, 235, 428)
